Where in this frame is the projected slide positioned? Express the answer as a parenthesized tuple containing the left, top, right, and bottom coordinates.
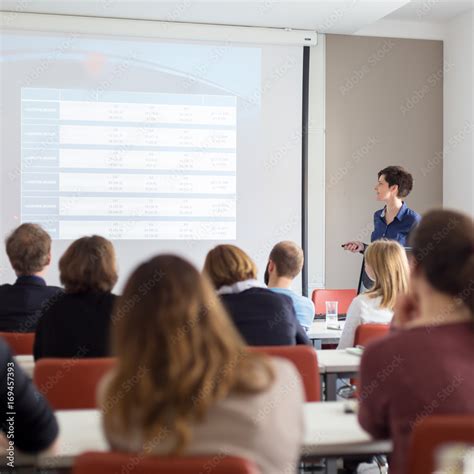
(21, 88, 237, 239)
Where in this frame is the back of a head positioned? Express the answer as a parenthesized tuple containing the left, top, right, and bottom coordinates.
(269, 241, 304, 279)
(59, 235, 117, 293)
(106, 254, 274, 452)
(5, 223, 51, 275)
(203, 244, 257, 289)
(365, 239, 410, 309)
(410, 209, 474, 315)
(112, 254, 240, 360)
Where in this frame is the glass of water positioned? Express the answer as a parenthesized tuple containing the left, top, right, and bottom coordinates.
(325, 301, 339, 329)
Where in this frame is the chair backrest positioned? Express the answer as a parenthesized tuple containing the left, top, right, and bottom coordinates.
(0, 332, 35, 355)
(354, 323, 389, 347)
(407, 415, 474, 474)
(248, 345, 320, 402)
(73, 452, 260, 474)
(311, 289, 357, 315)
(34, 358, 116, 409)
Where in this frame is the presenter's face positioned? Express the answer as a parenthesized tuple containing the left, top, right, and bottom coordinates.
(374, 175, 394, 201)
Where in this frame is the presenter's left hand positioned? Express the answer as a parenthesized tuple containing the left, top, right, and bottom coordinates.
(342, 241, 364, 253)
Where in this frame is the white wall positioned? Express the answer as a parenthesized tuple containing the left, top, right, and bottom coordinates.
(443, 9, 474, 216)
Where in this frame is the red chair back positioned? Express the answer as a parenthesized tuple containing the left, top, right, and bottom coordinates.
(34, 358, 116, 409)
(73, 451, 260, 474)
(407, 415, 474, 474)
(354, 324, 389, 347)
(249, 345, 320, 401)
(0, 332, 35, 355)
(311, 289, 357, 315)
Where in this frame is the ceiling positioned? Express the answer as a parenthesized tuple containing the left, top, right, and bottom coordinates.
(385, 0, 474, 23)
(0, 1, 473, 33)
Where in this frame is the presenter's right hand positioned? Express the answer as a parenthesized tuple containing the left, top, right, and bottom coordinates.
(342, 241, 365, 253)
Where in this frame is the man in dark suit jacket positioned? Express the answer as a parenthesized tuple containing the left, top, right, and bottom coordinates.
(0, 224, 62, 333)
(221, 287, 311, 346)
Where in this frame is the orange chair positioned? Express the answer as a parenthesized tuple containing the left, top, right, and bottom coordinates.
(407, 415, 474, 474)
(0, 332, 35, 355)
(34, 358, 116, 410)
(73, 451, 260, 474)
(354, 323, 390, 347)
(311, 289, 357, 315)
(249, 345, 320, 401)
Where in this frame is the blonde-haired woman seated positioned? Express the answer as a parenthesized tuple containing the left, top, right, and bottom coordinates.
(204, 244, 310, 346)
(337, 240, 409, 349)
(99, 255, 305, 474)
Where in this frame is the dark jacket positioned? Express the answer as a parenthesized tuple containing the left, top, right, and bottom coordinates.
(0, 276, 62, 333)
(0, 338, 58, 452)
(220, 287, 310, 346)
(34, 291, 117, 360)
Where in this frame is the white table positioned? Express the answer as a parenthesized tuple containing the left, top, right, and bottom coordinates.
(316, 350, 362, 401)
(303, 401, 391, 473)
(13, 354, 35, 378)
(13, 351, 361, 402)
(1, 403, 391, 472)
(308, 321, 343, 349)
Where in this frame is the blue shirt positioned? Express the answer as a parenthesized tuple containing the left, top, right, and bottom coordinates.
(269, 288, 315, 331)
(371, 202, 421, 247)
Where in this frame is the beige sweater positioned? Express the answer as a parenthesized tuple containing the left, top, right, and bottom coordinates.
(99, 358, 305, 474)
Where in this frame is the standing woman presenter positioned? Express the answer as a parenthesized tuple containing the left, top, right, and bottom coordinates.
(343, 166, 421, 253)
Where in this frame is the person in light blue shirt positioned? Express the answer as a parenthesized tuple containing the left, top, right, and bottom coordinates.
(264, 241, 315, 331)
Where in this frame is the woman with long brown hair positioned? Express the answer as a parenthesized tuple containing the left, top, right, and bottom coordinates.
(99, 254, 304, 473)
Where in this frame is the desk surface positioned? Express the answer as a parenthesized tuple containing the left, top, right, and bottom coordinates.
(302, 402, 391, 457)
(308, 321, 344, 340)
(13, 355, 34, 378)
(316, 350, 361, 374)
(2, 402, 391, 468)
(15, 351, 361, 378)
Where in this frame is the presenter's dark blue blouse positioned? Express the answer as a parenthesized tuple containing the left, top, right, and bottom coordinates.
(371, 202, 421, 247)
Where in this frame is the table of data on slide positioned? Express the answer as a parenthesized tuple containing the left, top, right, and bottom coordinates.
(21, 88, 237, 239)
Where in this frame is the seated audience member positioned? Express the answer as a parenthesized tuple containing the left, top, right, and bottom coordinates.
(337, 239, 409, 349)
(358, 209, 474, 474)
(0, 338, 58, 454)
(0, 223, 62, 333)
(99, 255, 304, 474)
(34, 235, 117, 360)
(265, 241, 315, 331)
(204, 245, 310, 346)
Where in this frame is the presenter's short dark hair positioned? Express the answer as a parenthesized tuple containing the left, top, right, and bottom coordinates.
(378, 166, 413, 198)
